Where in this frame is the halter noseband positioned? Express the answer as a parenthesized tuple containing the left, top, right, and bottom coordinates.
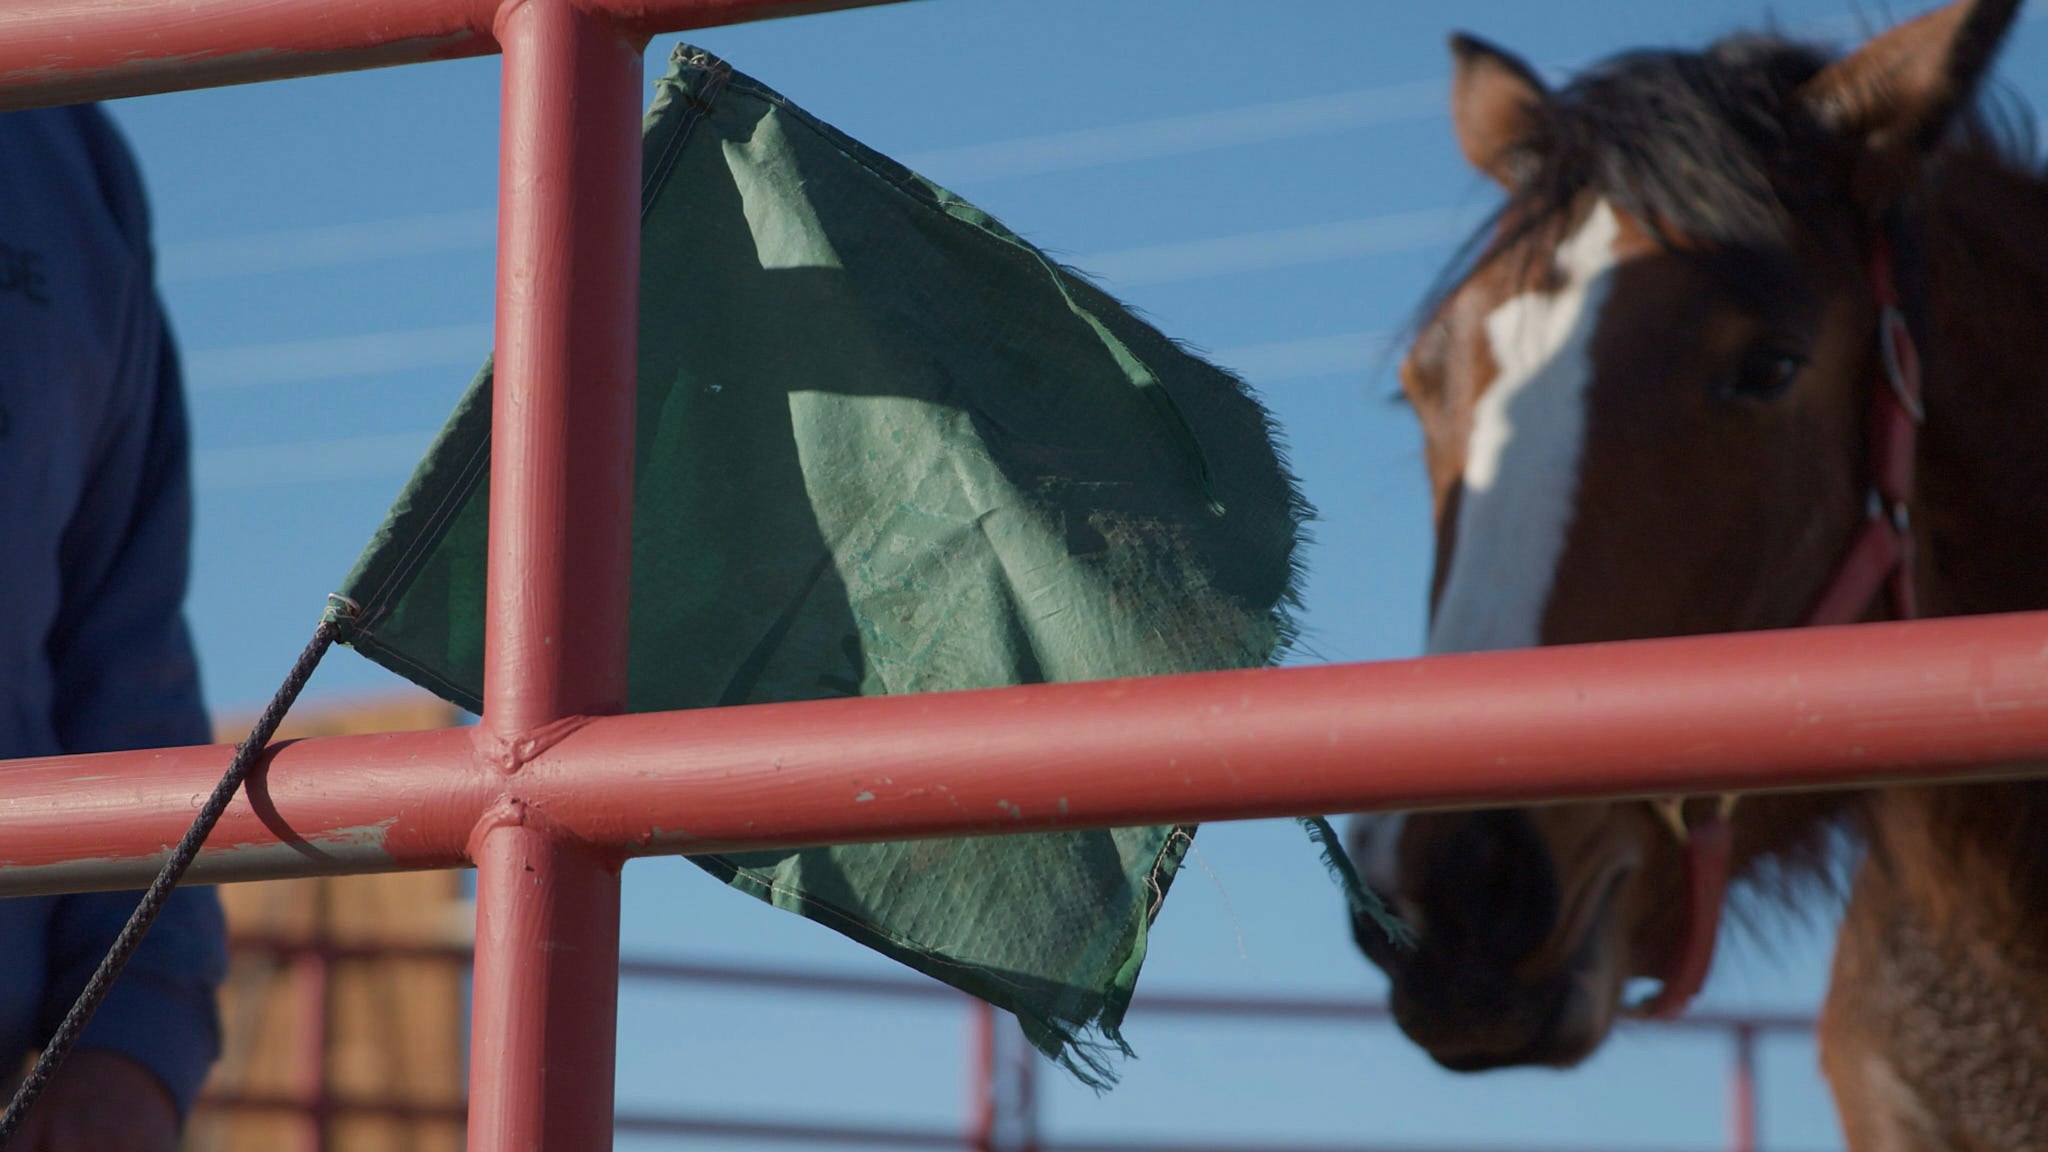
(1630, 233, 1924, 1020)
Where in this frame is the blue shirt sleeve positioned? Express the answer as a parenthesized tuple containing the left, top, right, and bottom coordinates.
(31, 105, 228, 1118)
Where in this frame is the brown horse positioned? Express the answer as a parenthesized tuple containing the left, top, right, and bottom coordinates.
(1344, 0, 2048, 1147)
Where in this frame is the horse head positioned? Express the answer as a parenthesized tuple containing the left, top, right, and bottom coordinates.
(1351, 0, 2022, 1072)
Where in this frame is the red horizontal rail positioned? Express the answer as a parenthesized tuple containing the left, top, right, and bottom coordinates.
(203, 1092, 466, 1126)
(1120, 991, 1813, 1035)
(0, 0, 909, 111)
(1012, 1142, 1819, 1152)
(615, 1112, 969, 1148)
(3, 611, 2047, 897)
(211, 1092, 1776, 1152)
(1030, 1141, 1832, 1152)
(226, 936, 1817, 1034)
(201, 1093, 967, 1149)
(208, 937, 1816, 1152)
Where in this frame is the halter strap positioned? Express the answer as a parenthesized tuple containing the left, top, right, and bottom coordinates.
(1806, 232, 1924, 628)
(1631, 796, 1736, 1020)
(1630, 233, 1924, 1021)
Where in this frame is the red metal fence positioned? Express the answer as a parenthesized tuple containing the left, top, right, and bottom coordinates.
(0, 2, 2040, 1150)
(206, 935, 1813, 1152)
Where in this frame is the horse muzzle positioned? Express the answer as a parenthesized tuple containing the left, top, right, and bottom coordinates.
(1373, 858, 1631, 1072)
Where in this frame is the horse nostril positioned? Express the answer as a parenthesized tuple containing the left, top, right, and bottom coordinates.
(1427, 810, 1561, 960)
(1345, 813, 1409, 901)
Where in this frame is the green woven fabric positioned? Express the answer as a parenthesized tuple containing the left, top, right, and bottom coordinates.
(336, 44, 1311, 1081)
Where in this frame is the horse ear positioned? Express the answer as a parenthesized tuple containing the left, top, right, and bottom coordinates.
(1798, 0, 2022, 214)
(1450, 33, 1549, 189)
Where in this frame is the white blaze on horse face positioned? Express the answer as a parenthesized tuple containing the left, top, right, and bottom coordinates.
(1354, 813, 1408, 896)
(1428, 199, 1624, 654)
(1348, 813, 1427, 935)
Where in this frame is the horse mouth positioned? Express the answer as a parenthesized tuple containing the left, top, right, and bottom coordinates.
(1527, 855, 1635, 983)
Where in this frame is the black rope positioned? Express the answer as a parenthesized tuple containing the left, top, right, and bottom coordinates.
(0, 601, 346, 1146)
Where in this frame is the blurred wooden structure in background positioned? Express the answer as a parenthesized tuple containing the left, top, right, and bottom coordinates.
(185, 695, 470, 1152)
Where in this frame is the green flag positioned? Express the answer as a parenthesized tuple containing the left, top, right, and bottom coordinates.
(337, 43, 1311, 1082)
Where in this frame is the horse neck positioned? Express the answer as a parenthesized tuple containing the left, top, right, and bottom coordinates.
(1916, 147, 2048, 618)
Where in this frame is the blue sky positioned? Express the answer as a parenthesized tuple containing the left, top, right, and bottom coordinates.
(100, 0, 2048, 1147)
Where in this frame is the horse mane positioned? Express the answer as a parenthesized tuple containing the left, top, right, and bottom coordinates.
(1415, 32, 2046, 334)
(1518, 37, 1840, 245)
(1724, 794, 1858, 948)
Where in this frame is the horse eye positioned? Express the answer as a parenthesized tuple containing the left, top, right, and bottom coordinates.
(1720, 347, 1806, 401)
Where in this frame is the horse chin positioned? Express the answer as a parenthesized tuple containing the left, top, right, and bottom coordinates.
(1426, 981, 1610, 1072)
(1531, 875, 1632, 1065)
(1521, 936, 1626, 1069)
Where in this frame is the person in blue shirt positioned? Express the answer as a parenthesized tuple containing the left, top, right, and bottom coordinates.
(0, 104, 229, 1150)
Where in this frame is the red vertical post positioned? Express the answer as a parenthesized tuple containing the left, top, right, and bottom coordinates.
(468, 0, 643, 1148)
(1730, 1022, 1759, 1152)
(968, 1000, 998, 1152)
(481, 4, 641, 733)
(291, 947, 331, 1152)
(1012, 1018, 1040, 1152)
(468, 828, 626, 1149)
